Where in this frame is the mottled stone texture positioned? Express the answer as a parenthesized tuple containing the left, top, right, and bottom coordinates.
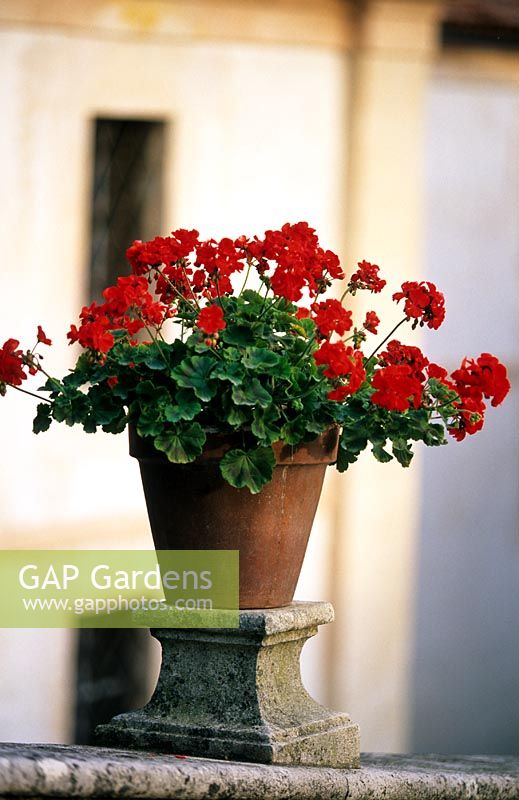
(1, 744, 519, 799)
(96, 602, 360, 768)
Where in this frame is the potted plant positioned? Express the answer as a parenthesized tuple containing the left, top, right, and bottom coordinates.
(0, 222, 510, 607)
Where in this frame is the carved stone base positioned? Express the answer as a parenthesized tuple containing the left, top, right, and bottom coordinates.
(96, 601, 360, 768)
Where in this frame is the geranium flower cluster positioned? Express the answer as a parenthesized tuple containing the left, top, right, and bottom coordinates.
(0, 328, 52, 396)
(0, 222, 511, 485)
(368, 338, 510, 438)
(67, 276, 168, 353)
(393, 281, 445, 330)
(438, 353, 510, 440)
(126, 221, 343, 308)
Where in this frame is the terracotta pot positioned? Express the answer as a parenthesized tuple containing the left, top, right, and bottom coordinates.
(129, 426, 339, 609)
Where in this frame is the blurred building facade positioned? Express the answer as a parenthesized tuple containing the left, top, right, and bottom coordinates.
(0, 0, 517, 752)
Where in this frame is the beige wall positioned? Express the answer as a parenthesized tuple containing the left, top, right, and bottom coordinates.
(298, 0, 442, 751)
(0, 2, 349, 548)
(0, 0, 352, 745)
(5, 0, 508, 755)
(411, 66, 519, 753)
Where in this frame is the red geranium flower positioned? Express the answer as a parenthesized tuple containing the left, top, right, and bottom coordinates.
(448, 396, 486, 441)
(314, 340, 363, 381)
(393, 281, 445, 330)
(67, 317, 115, 353)
(248, 222, 344, 301)
(126, 229, 199, 275)
(427, 362, 448, 381)
(451, 353, 510, 408)
(378, 340, 429, 382)
(311, 299, 352, 338)
(370, 364, 423, 412)
(195, 238, 246, 295)
(196, 304, 226, 334)
(37, 326, 52, 346)
(349, 261, 386, 294)
(363, 311, 380, 334)
(0, 339, 27, 386)
(326, 349, 366, 401)
(270, 269, 306, 302)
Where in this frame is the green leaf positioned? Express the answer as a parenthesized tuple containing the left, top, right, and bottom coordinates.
(242, 347, 281, 372)
(82, 418, 98, 434)
(232, 378, 271, 409)
(143, 351, 167, 370)
(226, 406, 250, 428)
(423, 423, 446, 447)
(372, 443, 393, 463)
(88, 389, 122, 425)
(135, 380, 170, 405)
(170, 356, 216, 402)
(220, 447, 276, 494)
(163, 390, 202, 423)
(336, 443, 359, 472)
(212, 360, 245, 386)
(191, 338, 215, 354)
(251, 405, 280, 444)
(33, 403, 52, 434)
(341, 425, 369, 454)
(220, 325, 255, 347)
(50, 391, 90, 426)
(294, 316, 315, 337)
(391, 438, 414, 467)
(136, 411, 163, 438)
(305, 419, 327, 435)
(154, 423, 206, 464)
(102, 413, 127, 435)
(117, 345, 147, 366)
(110, 379, 130, 401)
(240, 289, 266, 312)
(280, 417, 307, 445)
(39, 377, 64, 397)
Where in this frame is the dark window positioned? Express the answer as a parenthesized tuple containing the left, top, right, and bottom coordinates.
(442, 1, 519, 51)
(88, 118, 165, 299)
(74, 628, 153, 744)
(75, 117, 166, 744)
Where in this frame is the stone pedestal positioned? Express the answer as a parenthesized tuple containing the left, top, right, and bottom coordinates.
(97, 601, 360, 768)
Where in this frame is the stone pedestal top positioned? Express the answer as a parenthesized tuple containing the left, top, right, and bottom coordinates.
(0, 744, 518, 799)
(232, 601, 335, 635)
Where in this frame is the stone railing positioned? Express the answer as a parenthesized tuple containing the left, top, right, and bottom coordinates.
(1, 744, 518, 799)
(1, 602, 518, 798)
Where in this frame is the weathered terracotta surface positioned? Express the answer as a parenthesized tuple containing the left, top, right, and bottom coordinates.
(130, 427, 339, 609)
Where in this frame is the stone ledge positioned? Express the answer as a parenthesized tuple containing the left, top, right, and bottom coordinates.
(0, 744, 518, 799)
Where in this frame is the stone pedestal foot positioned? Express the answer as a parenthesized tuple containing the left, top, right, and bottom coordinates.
(96, 601, 360, 768)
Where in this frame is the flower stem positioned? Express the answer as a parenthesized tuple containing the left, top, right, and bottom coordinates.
(289, 377, 327, 402)
(138, 316, 168, 365)
(180, 263, 201, 311)
(215, 277, 224, 307)
(365, 317, 407, 364)
(258, 292, 282, 320)
(257, 280, 273, 317)
(339, 285, 351, 304)
(238, 260, 252, 297)
(153, 266, 198, 313)
(10, 385, 52, 403)
(34, 362, 54, 381)
(294, 335, 317, 366)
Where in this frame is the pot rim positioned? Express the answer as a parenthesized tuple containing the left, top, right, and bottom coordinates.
(128, 424, 339, 466)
